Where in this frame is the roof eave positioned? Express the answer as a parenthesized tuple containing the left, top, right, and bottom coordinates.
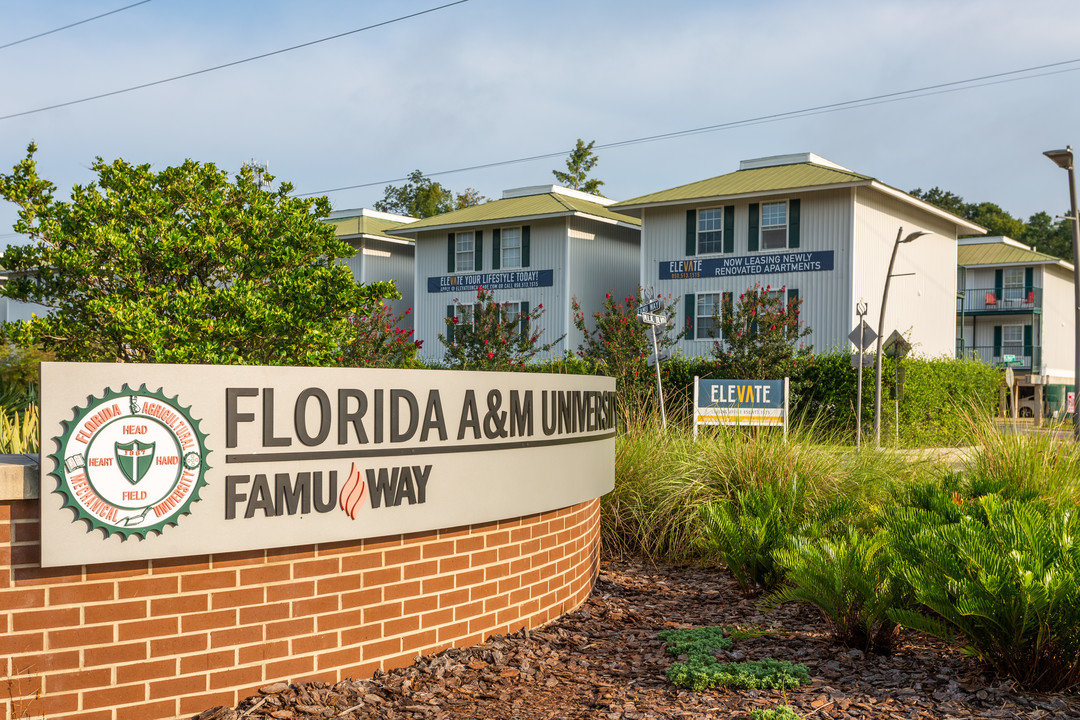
(613, 180, 871, 211)
(388, 211, 639, 236)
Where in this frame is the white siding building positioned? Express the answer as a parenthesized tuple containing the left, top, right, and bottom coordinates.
(326, 208, 417, 325)
(612, 153, 985, 358)
(389, 185, 640, 364)
(957, 236, 1076, 419)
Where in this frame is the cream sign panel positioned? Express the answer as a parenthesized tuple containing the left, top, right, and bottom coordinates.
(40, 363, 616, 567)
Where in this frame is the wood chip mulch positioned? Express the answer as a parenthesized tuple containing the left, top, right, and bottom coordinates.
(193, 560, 1080, 719)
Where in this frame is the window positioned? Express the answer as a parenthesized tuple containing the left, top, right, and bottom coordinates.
(760, 201, 788, 250)
(1002, 324, 1023, 358)
(697, 208, 725, 254)
(696, 293, 722, 340)
(500, 227, 522, 269)
(455, 232, 475, 273)
(1003, 267, 1024, 301)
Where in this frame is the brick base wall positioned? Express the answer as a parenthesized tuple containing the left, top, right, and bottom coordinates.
(0, 498, 600, 720)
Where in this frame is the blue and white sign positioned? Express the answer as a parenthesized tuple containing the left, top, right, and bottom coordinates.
(428, 270, 554, 293)
(660, 251, 834, 280)
(694, 377, 789, 438)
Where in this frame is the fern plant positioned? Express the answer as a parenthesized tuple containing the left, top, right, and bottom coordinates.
(887, 495, 1080, 690)
(767, 529, 907, 653)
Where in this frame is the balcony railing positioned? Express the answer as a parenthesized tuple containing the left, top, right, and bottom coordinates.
(957, 287, 1042, 313)
(956, 344, 1041, 370)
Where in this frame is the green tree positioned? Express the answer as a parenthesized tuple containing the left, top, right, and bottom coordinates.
(553, 139, 604, 195)
(439, 286, 563, 370)
(0, 143, 398, 366)
(1021, 210, 1073, 259)
(711, 282, 811, 379)
(374, 169, 486, 219)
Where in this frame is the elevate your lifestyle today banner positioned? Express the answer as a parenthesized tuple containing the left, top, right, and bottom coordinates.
(40, 363, 615, 567)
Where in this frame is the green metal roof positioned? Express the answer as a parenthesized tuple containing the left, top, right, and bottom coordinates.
(958, 240, 1066, 267)
(613, 163, 873, 208)
(328, 214, 413, 242)
(389, 192, 640, 235)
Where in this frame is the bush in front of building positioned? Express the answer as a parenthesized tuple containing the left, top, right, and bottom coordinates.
(439, 285, 563, 371)
(710, 282, 812, 381)
(338, 302, 422, 369)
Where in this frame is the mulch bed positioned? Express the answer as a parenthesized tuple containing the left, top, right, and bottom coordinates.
(194, 560, 1080, 719)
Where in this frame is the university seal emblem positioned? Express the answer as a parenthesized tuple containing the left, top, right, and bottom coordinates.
(51, 385, 210, 538)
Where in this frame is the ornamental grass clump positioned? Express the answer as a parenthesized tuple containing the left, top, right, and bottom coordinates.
(767, 529, 907, 654)
(964, 416, 1080, 505)
(886, 494, 1080, 691)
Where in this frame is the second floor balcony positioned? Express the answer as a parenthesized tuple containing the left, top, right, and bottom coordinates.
(957, 343, 1041, 371)
(957, 287, 1042, 314)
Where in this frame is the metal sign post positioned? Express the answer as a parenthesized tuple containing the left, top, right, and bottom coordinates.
(849, 302, 876, 449)
(637, 301, 668, 430)
(882, 331, 912, 444)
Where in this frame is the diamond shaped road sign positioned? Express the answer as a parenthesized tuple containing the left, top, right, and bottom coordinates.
(848, 320, 877, 351)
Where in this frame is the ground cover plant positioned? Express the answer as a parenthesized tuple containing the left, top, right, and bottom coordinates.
(659, 625, 811, 692)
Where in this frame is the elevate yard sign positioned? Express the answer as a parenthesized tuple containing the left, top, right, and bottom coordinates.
(693, 377, 789, 440)
(40, 363, 615, 567)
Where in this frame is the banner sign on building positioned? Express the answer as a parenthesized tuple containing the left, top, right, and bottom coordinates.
(427, 269, 554, 293)
(40, 363, 615, 567)
(660, 251, 834, 280)
(693, 376, 789, 439)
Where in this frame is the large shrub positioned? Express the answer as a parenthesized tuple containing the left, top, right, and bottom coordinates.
(439, 285, 562, 370)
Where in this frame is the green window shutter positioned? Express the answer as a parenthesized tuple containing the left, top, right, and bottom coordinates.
(520, 301, 530, 339)
(447, 233, 456, 273)
(748, 203, 760, 252)
(993, 325, 1002, 356)
(522, 225, 531, 267)
(789, 199, 801, 248)
(684, 294, 695, 338)
(686, 209, 697, 256)
(787, 288, 799, 309)
(446, 305, 455, 343)
(474, 230, 483, 272)
(492, 228, 501, 270)
(994, 269, 1003, 298)
(1024, 324, 1033, 357)
(723, 206, 735, 254)
(1024, 267, 1034, 294)
(721, 291, 733, 327)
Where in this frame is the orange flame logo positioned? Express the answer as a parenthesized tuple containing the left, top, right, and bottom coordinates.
(339, 463, 366, 520)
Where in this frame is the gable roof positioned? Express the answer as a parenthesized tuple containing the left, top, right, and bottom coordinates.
(326, 208, 416, 244)
(958, 236, 1074, 270)
(388, 187, 640, 236)
(612, 153, 985, 236)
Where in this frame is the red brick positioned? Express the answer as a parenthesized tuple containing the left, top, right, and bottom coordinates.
(48, 582, 115, 606)
(150, 594, 208, 616)
(181, 569, 238, 592)
(292, 594, 338, 617)
(150, 632, 207, 657)
(211, 548, 266, 567)
(10, 542, 39, 565)
(497, 545, 521, 560)
(384, 615, 420, 637)
(118, 616, 178, 641)
(453, 568, 484, 587)
(437, 620, 470, 643)
(210, 664, 262, 690)
(117, 699, 176, 720)
(86, 560, 148, 580)
(239, 639, 289, 665)
(84, 599, 146, 624)
(265, 655, 314, 680)
(422, 574, 454, 594)
(293, 557, 339, 578)
(21, 689, 76, 716)
(468, 612, 499, 634)
(402, 559, 439, 580)
(85, 641, 146, 667)
(117, 575, 178, 599)
(45, 667, 112, 693)
(317, 607, 364, 633)
(362, 637, 401, 658)
(150, 554, 212, 574)
(0, 588, 45, 610)
(238, 600, 289, 625)
(266, 579, 314, 602)
(438, 588, 469, 608)
(149, 674, 206, 700)
(239, 563, 290, 585)
(401, 629, 438, 653)
(340, 552, 383, 572)
(115, 657, 177, 684)
(485, 530, 510, 547)
(266, 544, 319, 562)
(180, 649, 235, 674)
(211, 586, 265, 610)
(83, 682, 147, 708)
(470, 581, 500, 601)
(471, 549, 498, 566)
(181, 608, 237, 633)
(359, 535, 403, 552)
(0, 631, 43, 655)
(362, 567, 400, 586)
(47, 623, 114, 648)
(316, 646, 361, 670)
(211, 624, 263, 648)
(454, 601, 484, 621)
(484, 594, 510, 613)
(384, 580, 421, 601)
(15, 650, 79, 672)
(340, 587, 382, 609)
(267, 616, 313, 640)
(419, 608, 454, 629)
(314, 572, 364, 596)
(364, 601, 402, 623)
(291, 631, 337, 655)
(13, 606, 80, 631)
(421, 540, 454, 559)
(384, 546, 422, 565)
(403, 595, 438, 615)
(340, 623, 380, 646)
(454, 535, 485, 553)
(179, 690, 234, 715)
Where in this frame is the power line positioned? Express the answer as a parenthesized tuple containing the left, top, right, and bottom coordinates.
(0, 0, 156, 52)
(0, 0, 469, 122)
(298, 56, 1080, 197)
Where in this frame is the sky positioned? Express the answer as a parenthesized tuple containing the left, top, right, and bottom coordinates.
(2, 0, 1080, 246)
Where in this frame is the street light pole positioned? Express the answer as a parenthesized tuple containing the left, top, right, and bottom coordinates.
(874, 227, 929, 447)
(1044, 147, 1080, 441)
